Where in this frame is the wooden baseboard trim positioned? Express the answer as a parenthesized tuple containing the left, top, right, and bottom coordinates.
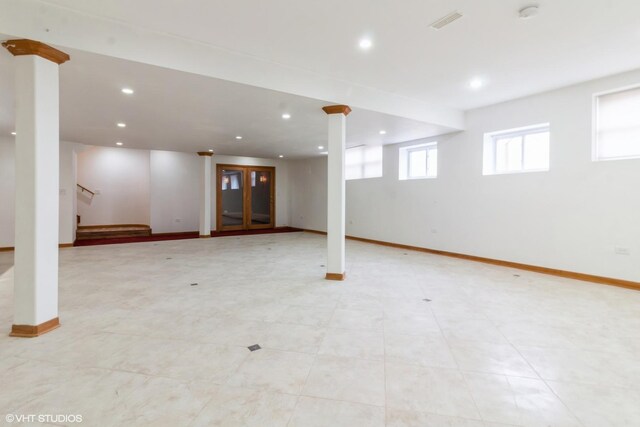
(325, 272, 346, 281)
(10, 317, 60, 338)
(302, 229, 639, 291)
(1, 244, 74, 252)
(199, 234, 211, 238)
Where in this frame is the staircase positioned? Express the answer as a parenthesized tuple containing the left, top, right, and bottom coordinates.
(75, 225, 152, 241)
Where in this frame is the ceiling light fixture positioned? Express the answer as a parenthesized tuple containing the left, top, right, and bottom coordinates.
(121, 88, 134, 95)
(282, 113, 291, 119)
(379, 130, 387, 135)
(278, 154, 284, 158)
(320, 151, 328, 155)
(208, 149, 214, 152)
(469, 78, 483, 90)
(235, 136, 243, 140)
(519, 5, 539, 19)
(318, 146, 324, 150)
(116, 142, 123, 146)
(117, 122, 126, 128)
(359, 38, 373, 50)
(11, 131, 16, 135)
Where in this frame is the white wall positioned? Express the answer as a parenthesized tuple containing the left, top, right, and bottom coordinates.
(0, 137, 15, 247)
(150, 150, 200, 233)
(59, 141, 77, 244)
(289, 69, 640, 282)
(77, 146, 151, 226)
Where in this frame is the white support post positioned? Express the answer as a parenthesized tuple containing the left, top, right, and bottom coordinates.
(3, 39, 70, 337)
(322, 105, 351, 281)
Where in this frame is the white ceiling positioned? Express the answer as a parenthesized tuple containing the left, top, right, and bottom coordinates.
(21, 0, 640, 110)
(0, 46, 449, 158)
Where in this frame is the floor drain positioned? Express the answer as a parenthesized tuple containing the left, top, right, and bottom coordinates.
(248, 344, 261, 352)
(423, 298, 432, 302)
(166, 257, 172, 260)
(320, 265, 325, 268)
(190, 283, 198, 286)
(513, 274, 520, 277)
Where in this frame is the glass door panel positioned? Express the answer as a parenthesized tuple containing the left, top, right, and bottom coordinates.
(219, 167, 245, 230)
(250, 170, 272, 227)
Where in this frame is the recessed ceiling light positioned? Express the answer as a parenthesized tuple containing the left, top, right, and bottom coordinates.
(469, 78, 483, 90)
(117, 122, 126, 128)
(359, 38, 373, 50)
(235, 136, 243, 140)
(278, 154, 284, 158)
(116, 142, 123, 146)
(208, 149, 214, 152)
(318, 146, 324, 150)
(121, 88, 134, 95)
(11, 131, 16, 135)
(379, 130, 387, 135)
(282, 113, 291, 120)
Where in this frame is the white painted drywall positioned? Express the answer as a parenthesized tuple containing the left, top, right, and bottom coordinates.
(59, 141, 77, 245)
(150, 150, 200, 233)
(0, 137, 15, 248)
(77, 146, 151, 226)
(290, 69, 640, 282)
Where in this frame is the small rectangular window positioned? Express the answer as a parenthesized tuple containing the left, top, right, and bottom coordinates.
(594, 86, 640, 161)
(345, 145, 383, 180)
(483, 124, 550, 175)
(399, 142, 437, 180)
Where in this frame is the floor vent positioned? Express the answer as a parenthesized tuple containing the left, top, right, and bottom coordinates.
(248, 344, 261, 352)
(430, 11, 463, 30)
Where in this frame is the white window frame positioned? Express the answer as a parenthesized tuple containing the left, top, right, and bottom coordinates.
(592, 83, 640, 162)
(483, 123, 550, 175)
(399, 142, 437, 180)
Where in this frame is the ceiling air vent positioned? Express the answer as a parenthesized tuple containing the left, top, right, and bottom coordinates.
(430, 11, 463, 30)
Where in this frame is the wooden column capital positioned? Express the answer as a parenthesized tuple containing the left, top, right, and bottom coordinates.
(322, 105, 352, 116)
(2, 39, 70, 65)
(197, 151, 214, 157)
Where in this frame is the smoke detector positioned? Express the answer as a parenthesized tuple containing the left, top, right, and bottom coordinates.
(519, 5, 539, 19)
(430, 11, 463, 30)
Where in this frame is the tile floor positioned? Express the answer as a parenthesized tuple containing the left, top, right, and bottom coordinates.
(0, 232, 639, 426)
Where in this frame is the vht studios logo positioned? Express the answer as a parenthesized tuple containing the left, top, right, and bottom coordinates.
(6, 414, 83, 423)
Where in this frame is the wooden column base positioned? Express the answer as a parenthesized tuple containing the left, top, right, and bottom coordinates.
(10, 317, 60, 338)
(325, 272, 346, 281)
(199, 235, 211, 238)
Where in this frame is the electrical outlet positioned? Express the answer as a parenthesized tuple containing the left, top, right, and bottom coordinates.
(175, 218, 182, 223)
(59, 189, 66, 196)
(431, 228, 438, 234)
(614, 247, 630, 255)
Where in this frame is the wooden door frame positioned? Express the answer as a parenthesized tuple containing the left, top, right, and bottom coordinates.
(216, 164, 276, 232)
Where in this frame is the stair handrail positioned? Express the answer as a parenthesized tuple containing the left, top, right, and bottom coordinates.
(77, 183, 95, 197)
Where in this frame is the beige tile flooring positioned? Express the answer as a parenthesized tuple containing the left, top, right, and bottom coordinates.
(0, 232, 639, 426)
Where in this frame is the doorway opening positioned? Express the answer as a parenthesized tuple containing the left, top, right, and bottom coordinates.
(216, 164, 275, 231)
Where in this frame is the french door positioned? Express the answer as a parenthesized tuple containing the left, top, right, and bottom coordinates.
(216, 164, 275, 231)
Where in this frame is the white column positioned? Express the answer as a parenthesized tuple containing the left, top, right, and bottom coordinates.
(4, 39, 70, 337)
(198, 152, 213, 237)
(323, 105, 350, 280)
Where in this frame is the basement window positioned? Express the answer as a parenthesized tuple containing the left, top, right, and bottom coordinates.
(594, 85, 640, 161)
(483, 123, 550, 175)
(399, 142, 438, 180)
(345, 145, 383, 180)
